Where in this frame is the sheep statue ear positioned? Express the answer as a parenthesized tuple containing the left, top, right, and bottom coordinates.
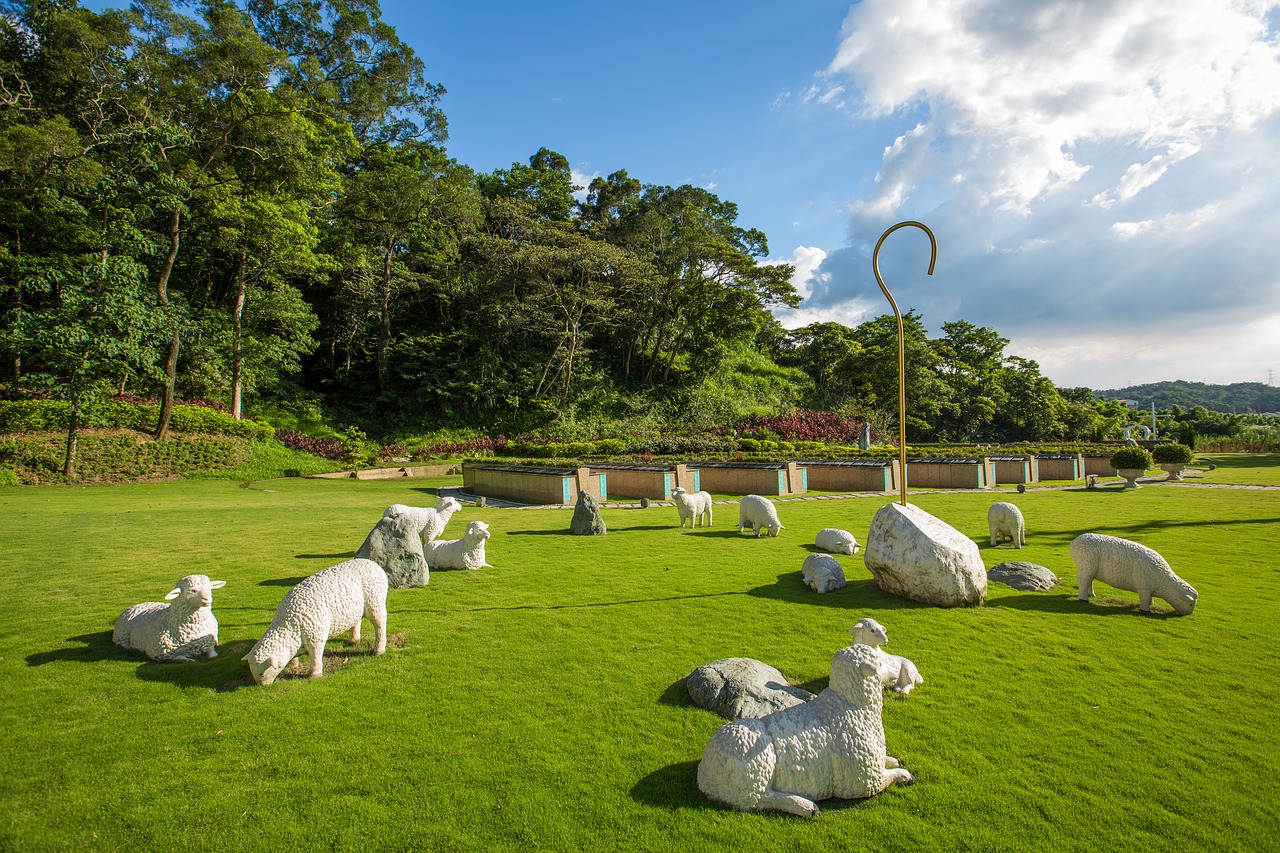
(210, 580, 227, 589)
(164, 588, 182, 600)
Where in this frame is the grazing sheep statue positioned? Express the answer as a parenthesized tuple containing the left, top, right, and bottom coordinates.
(738, 494, 783, 538)
(801, 553, 846, 593)
(113, 574, 226, 662)
(422, 520, 493, 570)
(849, 618, 924, 695)
(243, 559, 388, 686)
(1070, 533, 1198, 615)
(697, 643, 913, 816)
(670, 486, 713, 529)
(815, 527, 859, 556)
(987, 502, 1026, 548)
(384, 496, 463, 543)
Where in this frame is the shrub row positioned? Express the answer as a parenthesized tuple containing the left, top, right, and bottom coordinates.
(0, 399, 274, 440)
(730, 409, 865, 442)
(0, 433, 246, 485)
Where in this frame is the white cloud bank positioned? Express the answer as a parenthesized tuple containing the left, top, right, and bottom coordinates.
(787, 0, 1280, 388)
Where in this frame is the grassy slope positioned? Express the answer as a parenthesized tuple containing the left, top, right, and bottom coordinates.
(1, 473, 1278, 852)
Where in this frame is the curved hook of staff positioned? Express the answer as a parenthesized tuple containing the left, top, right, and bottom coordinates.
(871, 221, 937, 506)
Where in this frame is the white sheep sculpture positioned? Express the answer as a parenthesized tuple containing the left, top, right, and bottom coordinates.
(422, 520, 493, 570)
(738, 494, 783, 538)
(814, 527, 859, 556)
(697, 642, 913, 816)
(113, 574, 226, 662)
(243, 558, 388, 686)
(988, 502, 1026, 548)
(384, 495, 463, 543)
(670, 486, 713, 529)
(849, 617, 924, 695)
(801, 553, 846, 593)
(1070, 533, 1198, 615)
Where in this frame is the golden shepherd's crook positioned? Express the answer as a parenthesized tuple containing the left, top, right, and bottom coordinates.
(872, 221, 937, 506)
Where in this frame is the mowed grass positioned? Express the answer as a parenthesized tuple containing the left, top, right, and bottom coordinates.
(1, 472, 1279, 852)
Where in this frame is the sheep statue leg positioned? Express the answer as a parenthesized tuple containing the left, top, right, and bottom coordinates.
(349, 621, 361, 643)
(883, 767, 915, 787)
(1137, 588, 1154, 613)
(368, 604, 387, 656)
(305, 637, 327, 678)
(757, 790, 820, 818)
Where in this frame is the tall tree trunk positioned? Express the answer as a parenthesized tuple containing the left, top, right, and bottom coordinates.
(154, 210, 181, 440)
(62, 408, 79, 479)
(230, 247, 247, 420)
(377, 237, 393, 395)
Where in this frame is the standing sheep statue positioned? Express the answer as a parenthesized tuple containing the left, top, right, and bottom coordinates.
(850, 617, 924, 695)
(384, 496, 463, 543)
(697, 643, 913, 816)
(987, 502, 1026, 548)
(738, 494, 783, 538)
(1070, 533, 1198, 615)
(243, 559, 388, 686)
(423, 520, 493, 570)
(670, 486, 713, 529)
(113, 574, 226, 662)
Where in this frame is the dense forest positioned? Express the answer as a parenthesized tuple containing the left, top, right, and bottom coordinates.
(1098, 381, 1280, 415)
(0, 1, 1242, 458)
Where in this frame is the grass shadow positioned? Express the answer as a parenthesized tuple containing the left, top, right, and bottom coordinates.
(989, 592, 1186, 619)
(26, 631, 137, 666)
(294, 552, 356, 560)
(260, 576, 310, 587)
(658, 676, 693, 709)
(630, 761, 707, 811)
(747, 571, 926, 611)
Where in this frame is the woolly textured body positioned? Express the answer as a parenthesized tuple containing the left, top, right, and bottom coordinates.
(670, 488, 713, 529)
(1070, 533, 1198, 615)
(112, 574, 223, 662)
(815, 528, 859, 556)
(738, 495, 783, 538)
(988, 502, 1026, 548)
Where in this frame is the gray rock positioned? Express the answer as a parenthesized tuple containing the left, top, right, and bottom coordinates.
(864, 502, 987, 607)
(570, 491, 607, 536)
(685, 657, 815, 720)
(356, 513, 429, 588)
(988, 561, 1060, 591)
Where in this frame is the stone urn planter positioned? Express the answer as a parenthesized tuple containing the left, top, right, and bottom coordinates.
(1117, 467, 1146, 489)
(1151, 443, 1195, 481)
(1109, 446, 1153, 490)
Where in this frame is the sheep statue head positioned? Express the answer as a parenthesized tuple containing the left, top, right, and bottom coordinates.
(166, 575, 226, 610)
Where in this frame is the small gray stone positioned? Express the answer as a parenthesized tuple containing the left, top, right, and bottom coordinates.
(988, 561, 1060, 591)
(685, 657, 815, 720)
(570, 491, 607, 536)
(356, 513, 429, 588)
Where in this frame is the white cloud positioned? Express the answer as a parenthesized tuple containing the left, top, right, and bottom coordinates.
(798, 0, 1280, 386)
(570, 167, 598, 202)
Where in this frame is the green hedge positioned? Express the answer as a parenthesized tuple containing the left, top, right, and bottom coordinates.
(0, 400, 274, 440)
(1151, 442, 1195, 464)
(1109, 446, 1154, 470)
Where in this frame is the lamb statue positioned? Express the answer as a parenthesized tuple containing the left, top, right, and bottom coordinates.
(423, 520, 493, 570)
(850, 617, 924, 695)
(988, 502, 1026, 548)
(670, 486, 713, 529)
(814, 527, 859, 556)
(738, 494, 783, 538)
(384, 495, 463, 543)
(113, 574, 226, 662)
(697, 643, 913, 816)
(1070, 533, 1198, 615)
(243, 559, 388, 686)
(801, 553, 846, 594)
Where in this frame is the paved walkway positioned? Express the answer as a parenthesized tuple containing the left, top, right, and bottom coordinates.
(439, 474, 1280, 510)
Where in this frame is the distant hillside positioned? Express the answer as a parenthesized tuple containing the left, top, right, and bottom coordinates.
(1096, 380, 1280, 413)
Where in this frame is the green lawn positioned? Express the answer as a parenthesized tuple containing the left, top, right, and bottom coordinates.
(1, 473, 1278, 851)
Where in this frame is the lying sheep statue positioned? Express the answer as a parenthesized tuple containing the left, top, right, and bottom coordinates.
(814, 527, 859, 556)
(738, 494, 783, 538)
(988, 502, 1026, 548)
(1070, 533, 1198, 615)
(243, 559, 388, 686)
(113, 574, 226, 662)
(697, 643, 913, 816)
(384, 496, 463, 543)
(850, 617, 924, 695)
(670, 486, 713, 529)
(423, 520, 493, 570)
(801, 554, 846, 593)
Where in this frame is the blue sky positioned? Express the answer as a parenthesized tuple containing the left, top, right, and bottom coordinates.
(88, 1, 1280, 390)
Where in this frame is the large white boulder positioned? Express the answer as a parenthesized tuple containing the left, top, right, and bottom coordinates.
(864, 502, 987, 607)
